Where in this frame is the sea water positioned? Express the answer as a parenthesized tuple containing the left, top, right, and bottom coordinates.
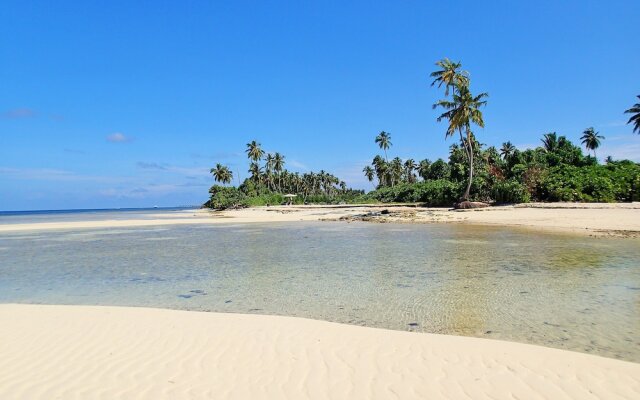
(1, 210, 638, 361)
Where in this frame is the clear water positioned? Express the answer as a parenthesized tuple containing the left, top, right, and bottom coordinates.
(1, 215, 639, 362)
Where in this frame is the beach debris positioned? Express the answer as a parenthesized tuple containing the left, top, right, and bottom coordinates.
(454, 201, 490, 210)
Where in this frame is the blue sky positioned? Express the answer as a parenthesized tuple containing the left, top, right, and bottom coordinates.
(1, 1, 638, 210)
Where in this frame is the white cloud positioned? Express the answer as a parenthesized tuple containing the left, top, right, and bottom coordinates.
(106, 132, 131, 143)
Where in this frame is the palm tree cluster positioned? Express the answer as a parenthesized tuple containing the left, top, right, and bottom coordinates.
(363, 132, 422, 188)
(211, 140, 356, 202)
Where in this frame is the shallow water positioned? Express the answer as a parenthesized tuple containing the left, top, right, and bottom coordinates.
(1, 217, 639, 362)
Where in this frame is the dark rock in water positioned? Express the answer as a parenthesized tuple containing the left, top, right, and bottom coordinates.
(190, 289, 206, 295)
(408, 322, 419, 327)
(454, 201, 490, 209)
(380, 209, 390, 215)
(224, 300, 232, 303)
(178, 294, 192, 299)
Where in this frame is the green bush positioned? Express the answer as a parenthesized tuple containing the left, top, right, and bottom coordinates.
(366, 180, 460, 206)
(207, 185, 248, 210)
(492, 180, 531, 204)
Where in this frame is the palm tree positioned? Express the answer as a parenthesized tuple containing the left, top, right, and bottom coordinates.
(541, 132, 558, 152)
(625, 95, 640, 134)
(363, 165, 375, 188)
(375, 131, 392, 161)
(390, 157, 404, 186)
(245, 140, 265, 163)
(248, 162, 262, 183)
(372, 155, 388, 187)
(434, 84, 488, 201)
(418, 159, 431, 180)
(430, 58, 469, 97)
(581, 127, 605, 159)
(404, 159, 417, 183)
(500, 141, 516, 161)
(210, 163, 233, 185)
(273, 152, 285, 192)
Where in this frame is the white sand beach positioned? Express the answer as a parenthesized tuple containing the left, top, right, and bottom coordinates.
(0, 304, 638, 400)
(1, 203, 639, 237)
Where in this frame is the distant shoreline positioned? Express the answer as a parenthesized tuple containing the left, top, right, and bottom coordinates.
(0, 202, 638, 237)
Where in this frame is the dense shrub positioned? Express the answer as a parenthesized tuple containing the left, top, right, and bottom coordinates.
(492, 180, 531, 204)
(366, 180, 460, 206)
(206, 185, 248, 210)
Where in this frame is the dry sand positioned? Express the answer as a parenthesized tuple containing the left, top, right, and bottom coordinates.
(1, 304, 638, 400)
(1, 203, 639, 237)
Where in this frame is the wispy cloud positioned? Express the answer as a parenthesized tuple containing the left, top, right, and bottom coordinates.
(106, 132, 132, 143)
(64, 148, 87, 155)
(136, 162, 168, 170)
(598, 120, 627, 128)
(288, 159, 309, 171)
(599, 135, 640, 162)
(0, 167, 126, 183)
(136, 161, 210, 177)
(2, 108, 35, 119)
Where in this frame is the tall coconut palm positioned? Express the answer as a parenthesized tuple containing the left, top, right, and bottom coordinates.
(375, 131, 392, 161)
(541, 132, 558, 152)
(390, 157, 404, 186)
(245, 140, 265, 163)
(404, 159, 417, 183)
(581, 127, 605, 159)
(363, 165, 375, 188)
(500, 141, 516, 161)
(372, 155, 388, 187)
(210, 163, 233, 185)
(273, 152, 285, 192)
(248, 162, 262, 183)
(625, 95, 640, 134)
(430, 58, 469, 97)
(433, 84, 488, 201)
(418, 159, 431, 180)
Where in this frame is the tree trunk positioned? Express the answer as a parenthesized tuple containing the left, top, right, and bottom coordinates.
(463, 146, 473, 201)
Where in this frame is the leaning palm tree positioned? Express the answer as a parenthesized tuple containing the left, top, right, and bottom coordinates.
(375, 131, 392, 161)
(363, 165, 375, 188)
(430, 58, 469, 97)
(541, 132, 558, 152)
(433, 84, 488, 201)
(500, 141, 516, 161)
(625, 95, 640, 134)
(210, 163, 233, 185)
(581, 127, 605, 159)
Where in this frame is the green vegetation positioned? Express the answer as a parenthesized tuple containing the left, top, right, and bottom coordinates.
(204, 140, 364, 209)
(205, 65, 640, 209)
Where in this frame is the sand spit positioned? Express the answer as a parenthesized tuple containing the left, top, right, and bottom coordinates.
(0, 304, 638, 400)
(1, 203, 639, 237)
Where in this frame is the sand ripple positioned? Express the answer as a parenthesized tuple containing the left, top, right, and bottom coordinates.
(0, 304, 638, 399)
